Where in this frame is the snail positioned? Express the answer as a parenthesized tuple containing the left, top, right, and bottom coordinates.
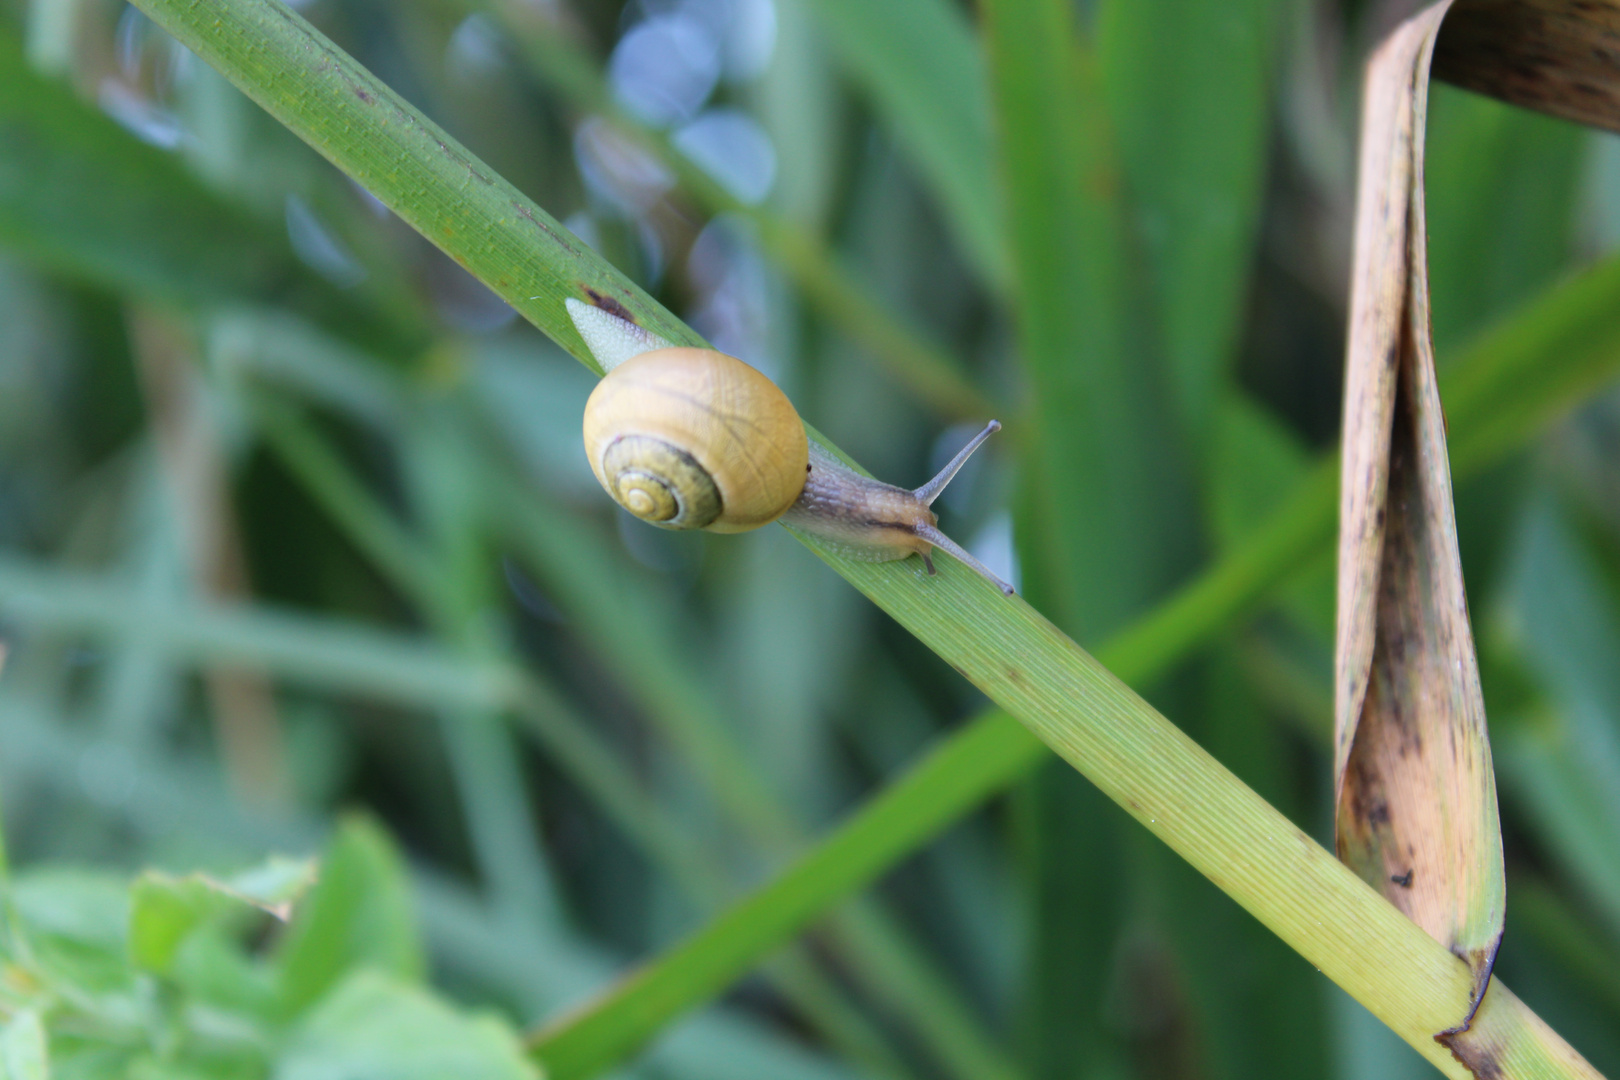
(569, 297, 1014, 595)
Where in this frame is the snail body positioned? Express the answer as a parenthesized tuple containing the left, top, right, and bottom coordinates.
(570, 298, 1013, 595)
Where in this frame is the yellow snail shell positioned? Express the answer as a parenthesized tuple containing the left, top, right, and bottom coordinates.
(582, 347, 810, 533)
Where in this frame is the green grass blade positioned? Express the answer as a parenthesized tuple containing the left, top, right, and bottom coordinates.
(1097, 0, 1283, 445)
(801, 0, 1009, 292)
(981, 7, 1201, 1066)
(982, 0, 1195, 640)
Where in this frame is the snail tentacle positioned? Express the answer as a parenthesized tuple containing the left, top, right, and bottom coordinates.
(914, 420, 1001, 506)
(914, 523, 1015, 596)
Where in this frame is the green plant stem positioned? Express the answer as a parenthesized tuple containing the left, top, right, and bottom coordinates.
(126, 1, 1604, 1077)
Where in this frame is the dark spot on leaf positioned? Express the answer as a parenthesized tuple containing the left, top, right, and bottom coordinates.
(583, 286, 638, 324)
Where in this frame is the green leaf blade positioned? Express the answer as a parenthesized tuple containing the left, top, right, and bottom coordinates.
(1097, 0, 1283, 444)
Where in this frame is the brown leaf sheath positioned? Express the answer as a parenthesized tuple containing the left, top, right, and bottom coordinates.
(1342, 10, 1620, 1058)
(1336, 0, 1506, 1027)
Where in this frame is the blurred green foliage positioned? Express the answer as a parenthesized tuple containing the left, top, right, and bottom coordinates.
(2, 0, 1620, 1078)
(0, 817, 541, 1079)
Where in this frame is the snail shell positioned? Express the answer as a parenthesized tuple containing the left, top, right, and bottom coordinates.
(582, 347, 810, 533)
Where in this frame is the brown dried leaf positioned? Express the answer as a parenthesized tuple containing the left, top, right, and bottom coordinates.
(1336, 0, 1505, 1018)
(1341, 0, 1620, 1042)
(1435, 0, 1620, 132)
(1342, 0, 1620, 1061)
(1341, 0, 1620, 1033)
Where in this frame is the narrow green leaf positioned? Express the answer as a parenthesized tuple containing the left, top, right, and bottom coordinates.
(983, 0, 1195, 640)
(802, 0, 1009, 291)
(1097, 0, 1282, 444)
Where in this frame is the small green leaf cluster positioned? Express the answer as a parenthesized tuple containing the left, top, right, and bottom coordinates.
(0, 819, 540, 1080)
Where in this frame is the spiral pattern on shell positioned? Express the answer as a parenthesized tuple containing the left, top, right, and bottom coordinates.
(582, 347, 810, 533)
(599, 435, 722, 527)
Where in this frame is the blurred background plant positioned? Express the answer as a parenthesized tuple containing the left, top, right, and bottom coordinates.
(1, 0, 1620, 1078)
